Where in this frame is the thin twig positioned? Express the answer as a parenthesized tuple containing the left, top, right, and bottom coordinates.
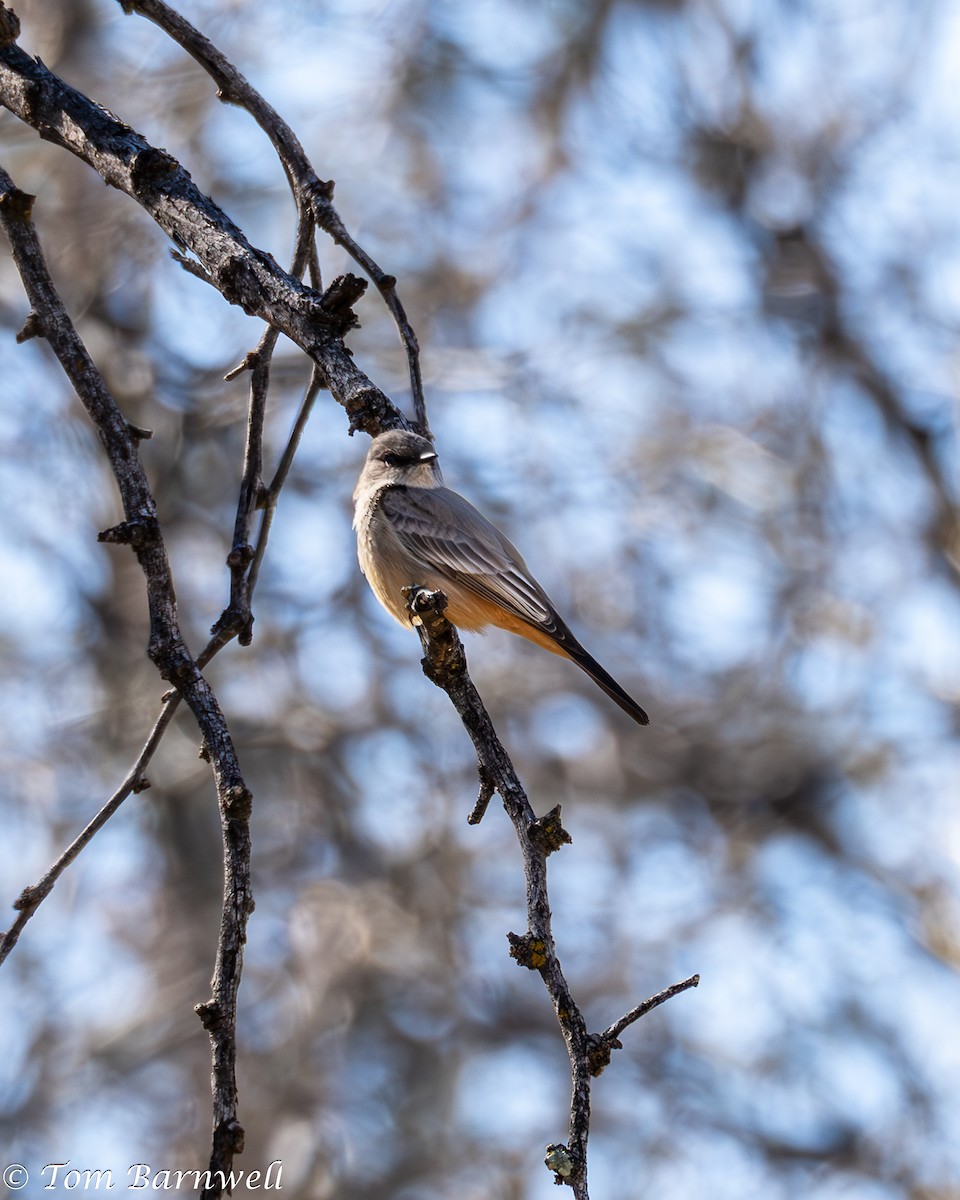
(586, 974, 701, 1077)
(309, 207, 430, 438)
(600, 973, 701, 1046)
(0, 696, 177, 967)
(247, 367, 324, 601)
(222, 328, 277, 643)
(216, 208, 320, 647)
(0, 589, 257, 972)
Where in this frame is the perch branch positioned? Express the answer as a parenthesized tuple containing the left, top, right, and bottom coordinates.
(407, 587, 699, 1194)
(407, 587, 591, 1196)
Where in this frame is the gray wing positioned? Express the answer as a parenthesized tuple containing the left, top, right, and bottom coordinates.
(378, 485, 651, 726)
(378, 485, 560, 632)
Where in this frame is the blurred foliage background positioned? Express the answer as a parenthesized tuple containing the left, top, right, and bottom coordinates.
(1, 0, 959, 1197)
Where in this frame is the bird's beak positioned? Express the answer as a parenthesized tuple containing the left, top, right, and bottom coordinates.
(419, 451, 438, 463)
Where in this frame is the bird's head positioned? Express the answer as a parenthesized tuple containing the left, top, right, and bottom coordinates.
(360, 429, 442, 490)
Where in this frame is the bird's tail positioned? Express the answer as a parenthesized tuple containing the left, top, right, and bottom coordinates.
(538, 618, 649, 727)
(497, 603, 650, 727)
(565, 640, 650, 726)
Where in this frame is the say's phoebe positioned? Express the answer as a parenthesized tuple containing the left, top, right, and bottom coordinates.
(353, 429, 649, 727)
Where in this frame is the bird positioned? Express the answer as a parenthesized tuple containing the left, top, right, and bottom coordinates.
(353, 428, 649, 726)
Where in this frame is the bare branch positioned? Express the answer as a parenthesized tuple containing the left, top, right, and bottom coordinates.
(0, 163, 253, 1197)
(119, 0, 430, 436)
(0, 21, 402, 436)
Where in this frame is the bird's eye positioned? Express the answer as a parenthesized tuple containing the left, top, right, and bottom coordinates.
(382, 452, 405, 467)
